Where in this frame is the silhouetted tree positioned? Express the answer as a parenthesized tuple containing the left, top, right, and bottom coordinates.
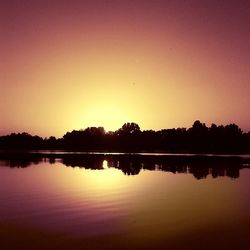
(0, 121, 249, 153)
(115, 123, 141, 150)
(187, 120, 209, 152)
(117, 122, 140, 136)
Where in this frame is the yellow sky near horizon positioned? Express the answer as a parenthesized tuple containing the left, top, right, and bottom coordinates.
(1, 1, 250, 137)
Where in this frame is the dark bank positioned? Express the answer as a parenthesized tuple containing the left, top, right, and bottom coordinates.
(0, 121, 250, 153)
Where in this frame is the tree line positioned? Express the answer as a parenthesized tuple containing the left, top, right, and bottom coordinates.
(0, 120, 250, 153)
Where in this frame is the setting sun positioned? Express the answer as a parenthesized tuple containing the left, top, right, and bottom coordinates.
(81, 103, 133, 132)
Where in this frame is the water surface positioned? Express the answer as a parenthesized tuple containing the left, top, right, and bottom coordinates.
(0, 154, 249, 250)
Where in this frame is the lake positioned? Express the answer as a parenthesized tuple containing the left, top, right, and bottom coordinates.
(0, 153, 250, 250)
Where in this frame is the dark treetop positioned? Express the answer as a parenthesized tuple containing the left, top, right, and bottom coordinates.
(0, 120, 250, 153)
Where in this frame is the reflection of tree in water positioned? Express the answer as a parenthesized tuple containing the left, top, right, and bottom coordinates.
(63, 155, 104, 170)
(1, 154, 247, 180)
(0, 157, 43, 168)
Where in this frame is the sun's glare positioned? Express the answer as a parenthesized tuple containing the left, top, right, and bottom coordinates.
(82, 104, 132, 132)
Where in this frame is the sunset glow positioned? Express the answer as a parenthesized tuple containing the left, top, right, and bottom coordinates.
(1, 0, 250, 137)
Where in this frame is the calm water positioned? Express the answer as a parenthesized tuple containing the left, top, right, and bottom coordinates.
(0, 154, 250, 250)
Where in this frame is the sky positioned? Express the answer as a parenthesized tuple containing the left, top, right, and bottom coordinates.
(1, 0, 250, 137)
